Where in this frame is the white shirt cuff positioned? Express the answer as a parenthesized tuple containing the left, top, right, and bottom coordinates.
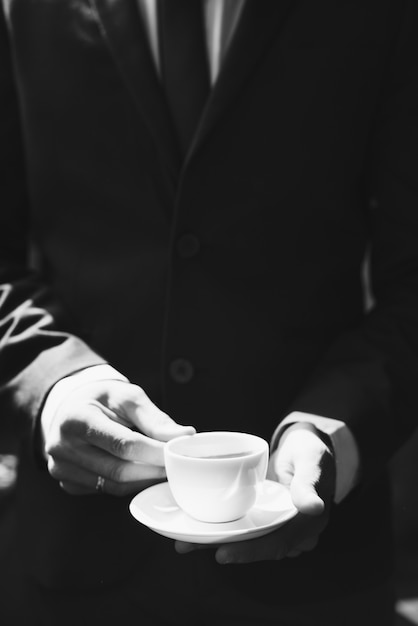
(271, 411, 361, 503)
(40, 365, 128, 456)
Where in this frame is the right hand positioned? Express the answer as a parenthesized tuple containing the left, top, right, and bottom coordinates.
(42, 380, 195, 496)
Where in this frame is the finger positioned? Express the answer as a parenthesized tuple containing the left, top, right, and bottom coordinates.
(175, 541, 214, 554)
(286, 550, 302, 558)
(288, 434, 326, 516)
(68, 403, 169, 465)
(59, 481, 92, 495)
(56, 462, 165, 497)
(115, 385, 196, 442)
(215, 530, 289, 564)
(269, 444, 325, 515)
(268, 454, 293, 487)
(215, 512, 326, 564)
(59, 478, 161, 497)
(290, 473, 325, 516)
(295, 535, 319, 552)
(48, 450, 166, 486)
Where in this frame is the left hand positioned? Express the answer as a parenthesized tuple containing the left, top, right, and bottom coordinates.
(175, 422, 336, 563)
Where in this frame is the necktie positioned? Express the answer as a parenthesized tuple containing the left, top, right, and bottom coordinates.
(157, 0, 210, 155)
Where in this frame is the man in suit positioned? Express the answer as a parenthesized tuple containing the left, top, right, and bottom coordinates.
(1, 0, 417, 624)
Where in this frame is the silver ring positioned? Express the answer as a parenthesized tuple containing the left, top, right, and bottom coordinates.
(95, 475, 105, 493)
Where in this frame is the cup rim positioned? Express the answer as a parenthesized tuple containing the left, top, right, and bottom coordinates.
(165, 431, 268, 462)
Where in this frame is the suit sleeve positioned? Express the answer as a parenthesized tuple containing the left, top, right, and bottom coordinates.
(286, 0, 418, 482)
(0, 11, 105, 437)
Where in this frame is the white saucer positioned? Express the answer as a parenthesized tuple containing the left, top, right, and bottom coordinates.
(129, 480, 298, 544)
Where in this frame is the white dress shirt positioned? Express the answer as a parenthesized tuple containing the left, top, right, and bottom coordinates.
(41, 0, 360, 503)
(138, 0, 246, 84)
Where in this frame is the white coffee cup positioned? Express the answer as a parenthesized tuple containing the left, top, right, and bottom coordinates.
(164, 431, 269, 523)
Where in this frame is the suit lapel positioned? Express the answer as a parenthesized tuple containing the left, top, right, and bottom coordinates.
(89, 0, 295, 183)
(186, 0, 296, 164)
(89, 0, 181, 190)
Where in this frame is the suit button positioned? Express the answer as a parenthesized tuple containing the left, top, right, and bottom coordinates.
(176, 234, 200, 258)
(169, 358, 194, 384)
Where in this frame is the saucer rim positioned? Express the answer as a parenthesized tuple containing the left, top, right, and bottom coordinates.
(129, 479, 298, 541)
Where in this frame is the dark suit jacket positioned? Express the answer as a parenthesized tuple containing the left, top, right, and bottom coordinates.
(1, 0, 418, 609)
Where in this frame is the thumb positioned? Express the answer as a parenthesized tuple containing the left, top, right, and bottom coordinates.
(289, 468, 325, 516)
(121, 385, 196, 442)
(286, 431, 327, 516)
